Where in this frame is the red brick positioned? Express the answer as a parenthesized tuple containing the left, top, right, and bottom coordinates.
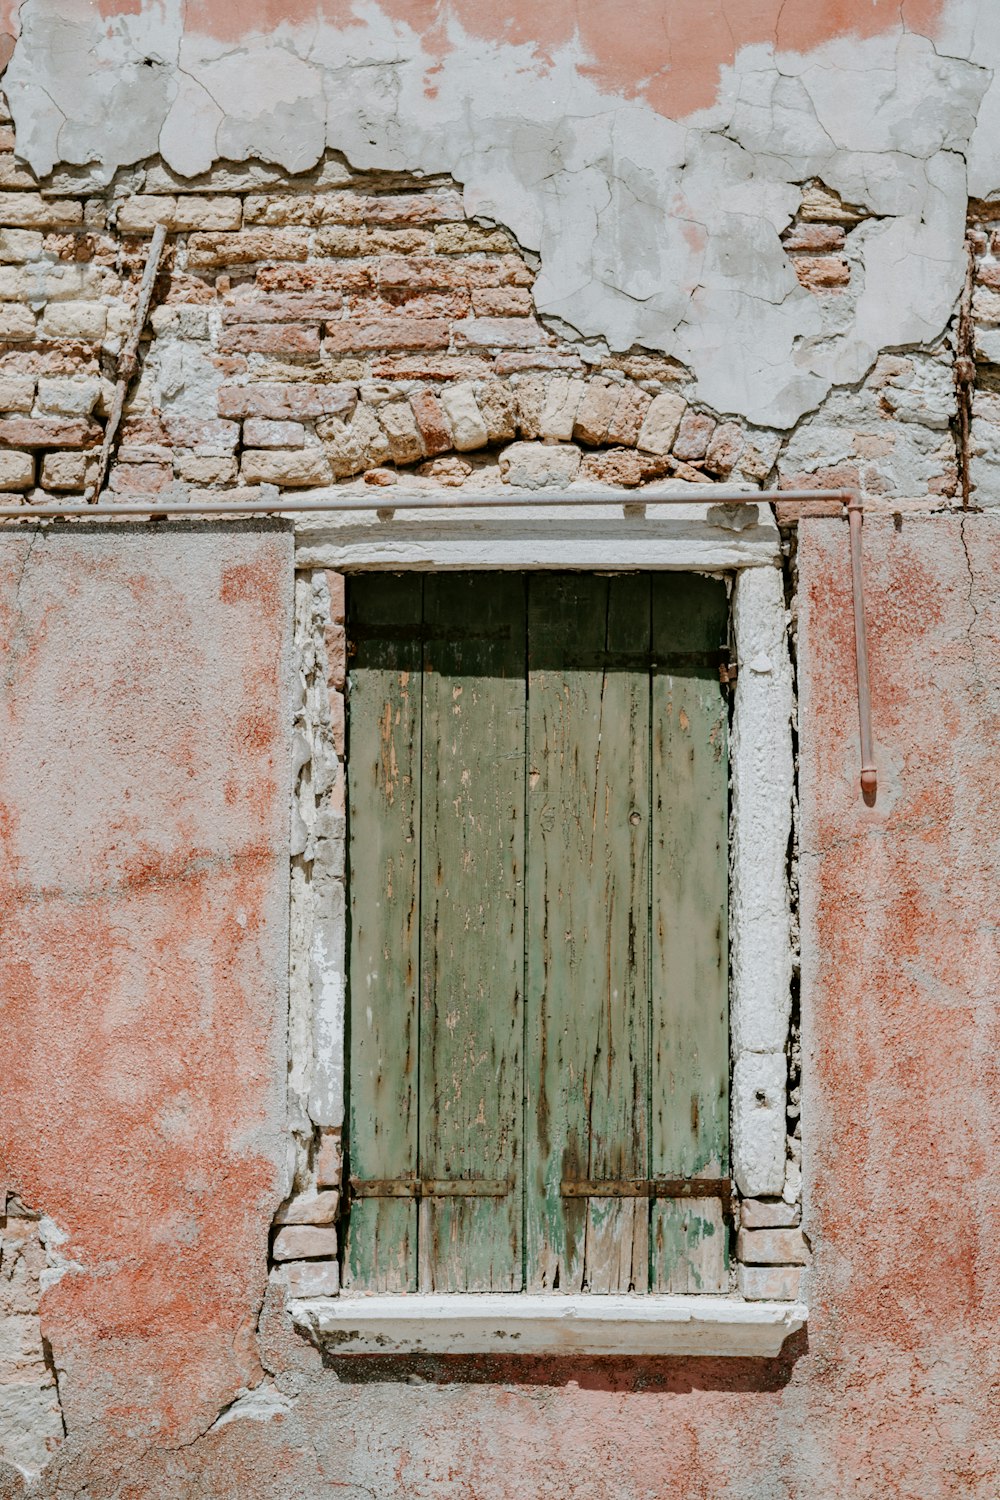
(471, 287, 534, 317)
(409, 390, 453, 455)
(793, 255, 850, 291)
(781, 223, 846, 252)
(217, 383, 357, 421)
(161, 416, 239, 449)
(185, 230, 310, 267)
(221, 294, 343, 323)
(453, 317, 551, 349)
(377, 255, 470, 293)
(673, 409, 716, 462)
(494, 351, 585, 375)
(322, 190, 464, 225)
(109, 462, 173, 494)
(325, 621, 346, 690)
(325, 570, 345, 625)
(323, 318, 451, 353)
(0, 416, 100, 448)
(373, 290, 471, 318)
(370, 356, 491, 381)
(218, 325, 321, 355)
(255, 264, 373, 294)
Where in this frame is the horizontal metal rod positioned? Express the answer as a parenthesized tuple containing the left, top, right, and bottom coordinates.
(560, 1178, 733, 1210)
(349, 1177, 511, 1199)
(0, 488, 854, 520)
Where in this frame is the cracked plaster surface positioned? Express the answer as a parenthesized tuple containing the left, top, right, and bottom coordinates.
(3, 3, 1000, 426)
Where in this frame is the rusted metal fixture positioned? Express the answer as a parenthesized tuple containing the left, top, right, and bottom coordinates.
(561, 1177, 734, 1218)
(0, 485, 875, 798)
(86, 223, 168, 504)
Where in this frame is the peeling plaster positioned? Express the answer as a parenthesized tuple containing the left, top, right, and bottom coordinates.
(4, 2, 1000, 427)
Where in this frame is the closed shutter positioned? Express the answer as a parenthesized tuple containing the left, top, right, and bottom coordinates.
(345, 572, 729, 1295)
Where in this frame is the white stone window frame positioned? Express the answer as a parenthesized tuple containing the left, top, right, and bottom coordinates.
(287, 496, 803, 1358)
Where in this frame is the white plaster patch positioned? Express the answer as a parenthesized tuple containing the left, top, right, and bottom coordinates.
(3, 4, 996, 427)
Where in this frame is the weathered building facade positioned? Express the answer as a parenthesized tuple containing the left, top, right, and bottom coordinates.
(0, 1, 998, 1495)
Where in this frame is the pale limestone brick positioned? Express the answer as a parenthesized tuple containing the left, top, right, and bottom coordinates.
(272, 1224, 339, 1261)
(241, 447, 332, 487)
(40, 451, 94, 490)
(440, 381, 489, 450)
(0, 376, 34, 412)
(173, 454, 238, 484)
(476, 379, 517, 442)
(705, 420, 745, 477)
(318, 404, 391, 478)
(539, 377, 585, 441)
(173, 196, 241, 231)
(316, 1130, 343, 1187)
(0, 452, 34, 489)
(573, 378, 620, 446)
(741, 1198, 801, 1230)
(0, 192, 82, 229)
(0, 228, 43, 261)
(736, 1227, 809, 1265)
(606, 385, 652, 446)
(499, 440, 581, 489)
(40, 302, 107, 341)
(243, 417, 307, 448)
(377, 401, 425, 465)
(36, 377, 101, 417)
(273, 1190, 340, 1226)
(513, 376, 545, 439)
(116, 195, 176, 232)
(0, 303, 35, 339)
(637, 390, 687, 454)
(673, 409, 717, 461)
(736, 431, 781, 483)
(738, 1265, 803, 1301)
(279, 1259, 340, 1297)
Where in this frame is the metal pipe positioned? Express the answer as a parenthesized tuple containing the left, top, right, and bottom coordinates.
(0, 488, 855, 519)
(847, 496, 878, 803)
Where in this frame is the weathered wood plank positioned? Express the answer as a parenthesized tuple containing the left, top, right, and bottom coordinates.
(418, 573, 525, 1291)
(344, 574, 423, 1291)
(650, 573, 730, 1293)
(525, 574, 651, 1292)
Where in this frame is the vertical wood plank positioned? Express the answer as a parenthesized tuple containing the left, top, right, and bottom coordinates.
(418, 574, 525, 1291)
(344, 574, 423, 1291)
(650, 573, 730, 1293)
(525, 575, 651, 1292)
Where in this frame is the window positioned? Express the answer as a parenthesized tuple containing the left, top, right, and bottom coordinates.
(344, 571, 730, 1296)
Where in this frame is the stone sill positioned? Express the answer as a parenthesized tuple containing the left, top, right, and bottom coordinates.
(289, 1293, 807, 1357)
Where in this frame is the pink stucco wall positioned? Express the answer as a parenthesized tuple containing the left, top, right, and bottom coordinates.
(1, 512, 998, 1497)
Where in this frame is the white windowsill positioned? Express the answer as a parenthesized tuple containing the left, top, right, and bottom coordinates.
(289, 1293, 807, 1357)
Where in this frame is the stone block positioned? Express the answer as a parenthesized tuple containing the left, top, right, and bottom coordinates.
(540, 377, 585, 442)
(792, 255, 851, 292)
(0, 303, 35, 340)
(218, 324, 321, 356)
(0, 375, 34, 411)
(272, 1224, 339, 1261)
(279, 1259, 340, 1297)
(0, 451, 33, 490)
(316, 1130, 343, 1187)
(324, 318, 450, 353)
(573, 378, 620, 446)
(736, 1228, 809, 1265)
(0, 192, 82, 229)
(174, 196, 242, 231)
(672, 409, 716, 462)
(185, 230, 310, 267)
(636, 390, 686, 454)
(440, 381, 489, 450)
(241, 448, 332, 487)
(409, 390, 453, 455)
(434, 223, 515, 253)
(110, 462, 173, 495)
(738, 1264, 803, 1301)
(453, 317, 550, 350)
(325, 622, 346, 690)
(117, 195, 176, 232)
(319, 404, 391, 478)
(36, 376, 101, 416)
(218, 383, 356, 422)
(499, 441, 581, 489)
(741, 1197, 801, 1229)
(581, 448, 645, 487)
(418, 456, 471, 485)
(377, 400, 424, 465)
(0, 228, 43, 261)
(274, 1190, 340, 1226)
(471, 287, 533, 316)
(243, 418, 308, 448)
(0, 416, 100, 448)
(476, 380, 518, 442)
(173, 454, 239, 485)
(40, 451, 93, 490)
(40, 301, 107, 341)
(705, 420, 745, 477)
(607, 385, 653, 446)
(736, 432, 781, 483)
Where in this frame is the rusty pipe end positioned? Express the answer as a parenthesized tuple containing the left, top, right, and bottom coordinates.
(861, 766, 878, 804)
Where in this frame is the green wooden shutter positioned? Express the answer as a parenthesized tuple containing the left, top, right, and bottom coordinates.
(346, 572, 729, 1295)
